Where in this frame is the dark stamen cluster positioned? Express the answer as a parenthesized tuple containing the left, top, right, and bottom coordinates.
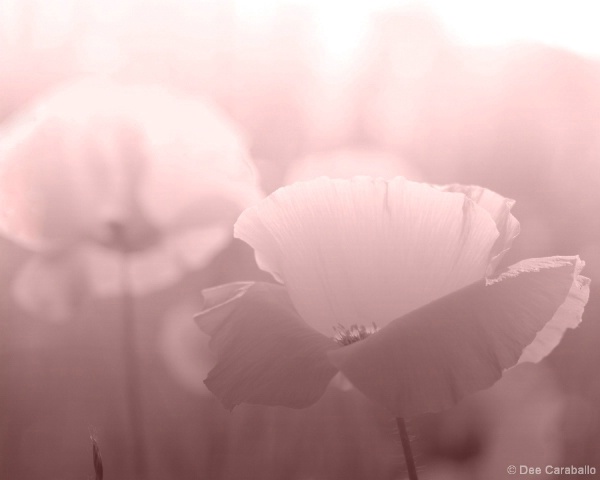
(333, 322, 379, 346)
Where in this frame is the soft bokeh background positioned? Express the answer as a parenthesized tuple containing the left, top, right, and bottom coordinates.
(1, 1, 599, 479)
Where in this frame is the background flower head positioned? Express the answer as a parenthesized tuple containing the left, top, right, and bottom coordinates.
(0, 77, 263, 320)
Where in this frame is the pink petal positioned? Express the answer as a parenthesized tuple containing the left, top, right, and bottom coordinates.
(0, 79, 161, 250)
(438, 184, 520, 274)
(83, 243, 182, 297)
(0, 118, 112, 249)
(195, 282, 340, 409)
(125, 85, 263, 230)
(235, 177, 500, 335)
(518, 258, 590, 363)
(84, 227, 233, 298)
(0, 79, 262, 253)
(328, 256, 586, 417)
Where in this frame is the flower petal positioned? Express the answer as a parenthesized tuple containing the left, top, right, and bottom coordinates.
(438, 184, 520, 274)
(328, 256, 586, 417)
(83, 226, 233, 298)
(235, 177, 500, 335)
(195, 282, 340, 409)
(0, 118, 109, 249)
(0, 79, 262, 253)
(127, 85, 262, 230)
(0, 80, 154, 250)
(83, 242, 181, 297)
(518, 259, 590, 363)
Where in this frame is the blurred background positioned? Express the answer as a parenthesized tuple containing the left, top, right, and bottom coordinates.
(1, 1, 599, 479)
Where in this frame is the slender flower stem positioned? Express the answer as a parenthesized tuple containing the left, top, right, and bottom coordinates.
(119, 244, 148, 480)
(396, 417, 419, 480)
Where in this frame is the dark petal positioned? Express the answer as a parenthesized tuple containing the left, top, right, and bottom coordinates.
(328, 256, 586, 417)
(195, 282, 340, 410)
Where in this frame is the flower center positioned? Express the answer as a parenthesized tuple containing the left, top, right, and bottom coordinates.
(100, 219, 161, 252)
(333, 322, 379, 346)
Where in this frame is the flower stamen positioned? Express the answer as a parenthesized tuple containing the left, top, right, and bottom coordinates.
(333, 322, 379, 346)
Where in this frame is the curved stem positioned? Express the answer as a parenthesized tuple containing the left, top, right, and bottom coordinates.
(396, 417, 419, 480)
(119, 248, 148, 480)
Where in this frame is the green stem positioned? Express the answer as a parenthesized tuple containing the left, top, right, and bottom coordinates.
(396, 417, 419, 480)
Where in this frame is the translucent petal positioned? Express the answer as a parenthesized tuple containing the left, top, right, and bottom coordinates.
(0, 79, 261, 252)
(127, 85, 262, 229)
(328, 256, 585, 417)
(82, 243, 180, 297)
(235, 177, 500, 335)
(195, 282, 340, 409)
(518, 259, 590, 363)
(83, 224, 231, 297)
(0, 117, 129, 249)
(438, 184, 520, 274)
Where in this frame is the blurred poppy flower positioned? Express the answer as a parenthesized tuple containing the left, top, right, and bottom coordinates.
(196, 176, 589, 417)
(0, 77, 262, 320)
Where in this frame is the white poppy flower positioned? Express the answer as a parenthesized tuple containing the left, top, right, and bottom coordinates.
(196, 177, 589, 417)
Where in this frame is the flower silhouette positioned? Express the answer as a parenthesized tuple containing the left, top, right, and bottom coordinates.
(0, 78, 262, 320)
(196, 177, 589, 417)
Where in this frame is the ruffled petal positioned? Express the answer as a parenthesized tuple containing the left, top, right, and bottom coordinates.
(195, 282, 340, 409)
(328, 256, 585, 417)
(235, 177, 500, 335)
(438, 184, 520, 274)
(518, 259, 590, 363)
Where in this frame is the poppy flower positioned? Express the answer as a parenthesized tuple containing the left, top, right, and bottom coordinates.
(0, 77, 262, 320)
(161, 149, 423, 398)
(195, 176, 589, 417)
